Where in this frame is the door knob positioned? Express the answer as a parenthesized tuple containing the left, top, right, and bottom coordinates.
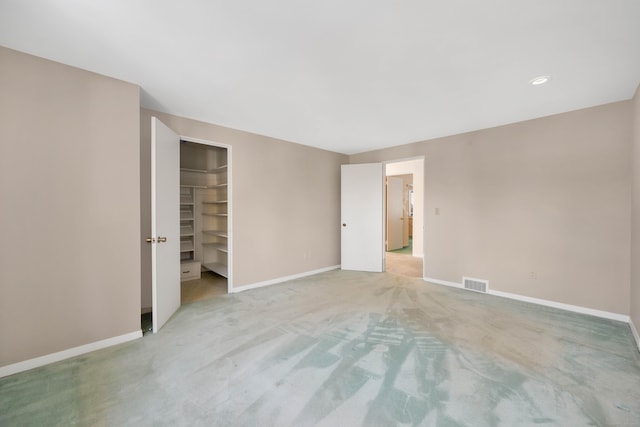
(158, 237, 167, 243)
(342, 223, 346, 227)
(145, 237, 155, 243)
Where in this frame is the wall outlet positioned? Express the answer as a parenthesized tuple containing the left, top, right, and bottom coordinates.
(435, 207, 440, 215)
(530, 271, 537, 279)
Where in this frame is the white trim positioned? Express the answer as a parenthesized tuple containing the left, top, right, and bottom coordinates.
(179, 135, 232, 150)
(227, 146, 233, 292)
(630, 319, 640, 353)
(383, 155, 426, 164)
(424, 277, 464, 289)
(0, 331, 142, 378)
(231, 265, 340, 293)
(423, 277, 628, 322)
(151, 118, 158, 332)
(488, 289, 628, 322)
(383, 156, 425, 260)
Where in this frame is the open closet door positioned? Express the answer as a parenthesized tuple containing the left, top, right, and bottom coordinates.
(341, 163, 384, 272)
(151, 117, 180, 332)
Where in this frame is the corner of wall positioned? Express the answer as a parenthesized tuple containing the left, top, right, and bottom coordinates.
(631, 81, 640, 350)
(630, 318, 640, 353)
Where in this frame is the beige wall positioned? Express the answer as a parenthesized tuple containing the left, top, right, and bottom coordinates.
(2, 45, 635, 371)
(352, 102, 632, 315)
(140, 109, 346, 295)
(0, 47, 141, 367)
(631, 83, 640, 334)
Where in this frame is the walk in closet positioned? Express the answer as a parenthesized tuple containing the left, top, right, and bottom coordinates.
(180, 141, 229, 283)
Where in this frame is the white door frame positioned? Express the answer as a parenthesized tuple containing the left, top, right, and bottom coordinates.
(384, 156, 425, 261)
(180, 135, 233, 292)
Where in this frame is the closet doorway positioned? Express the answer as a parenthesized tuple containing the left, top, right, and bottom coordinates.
(179, 138, 232, 303)
(141, 125, 232, 335)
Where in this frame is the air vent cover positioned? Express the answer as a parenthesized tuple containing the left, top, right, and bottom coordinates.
(463, 276, 488, 293)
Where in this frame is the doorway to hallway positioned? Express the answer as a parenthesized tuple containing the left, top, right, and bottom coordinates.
(385, 157, 424, 278)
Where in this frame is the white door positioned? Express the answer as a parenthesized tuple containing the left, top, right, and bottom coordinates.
(386, 176, 404, 251)
(151, 117, 181, 332)
(341, 163, 384, 272)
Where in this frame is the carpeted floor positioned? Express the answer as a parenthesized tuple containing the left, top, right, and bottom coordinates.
(385, 251, 422, 279)
(142, 272, 227, 334)
(2, 268, 639, 426)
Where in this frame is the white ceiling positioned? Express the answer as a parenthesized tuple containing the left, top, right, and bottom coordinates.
(1, 0, 639, 154)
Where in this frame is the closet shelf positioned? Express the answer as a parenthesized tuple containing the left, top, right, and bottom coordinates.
(180, 166, 227, 174)
(180, 184, 209, 189)
(203, 262, 228, 278)
(202, 213, 228, 217)
(202, 243, 228, 253)
(181, 184, 226, 189)
(203, 230, 228, 238)
(179, 185, 196, 267)
(180, 167, 208, 174)
(180, 242, 195, 252)
(202, 200, 228, 204)
(209, 165, 228, 174)
(180, 192, 194, 204)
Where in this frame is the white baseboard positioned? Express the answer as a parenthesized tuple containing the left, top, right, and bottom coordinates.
(0, 330, 142, 379)
(231, 265, 340, 293)
(488, 289, 629, 322)
(423, 277, 629, 323)
(424, 277, 464, 289)
(630, 319, 640, 353)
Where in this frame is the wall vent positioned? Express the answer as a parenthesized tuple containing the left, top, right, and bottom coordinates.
(463, 276, 488, 293)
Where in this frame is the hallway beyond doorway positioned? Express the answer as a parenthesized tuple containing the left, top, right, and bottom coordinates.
(386, 237, 422, 278)
(389, 237, 413, 255)
(385, 251, 422, 278)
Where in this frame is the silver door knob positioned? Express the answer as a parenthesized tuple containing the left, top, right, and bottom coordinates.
(145, 237, 155, 243)
(158, 237, 167, 243)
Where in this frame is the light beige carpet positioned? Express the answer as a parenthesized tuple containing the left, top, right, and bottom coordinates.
(2, 268, 639, 426)
(385, 252, 423, 278)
